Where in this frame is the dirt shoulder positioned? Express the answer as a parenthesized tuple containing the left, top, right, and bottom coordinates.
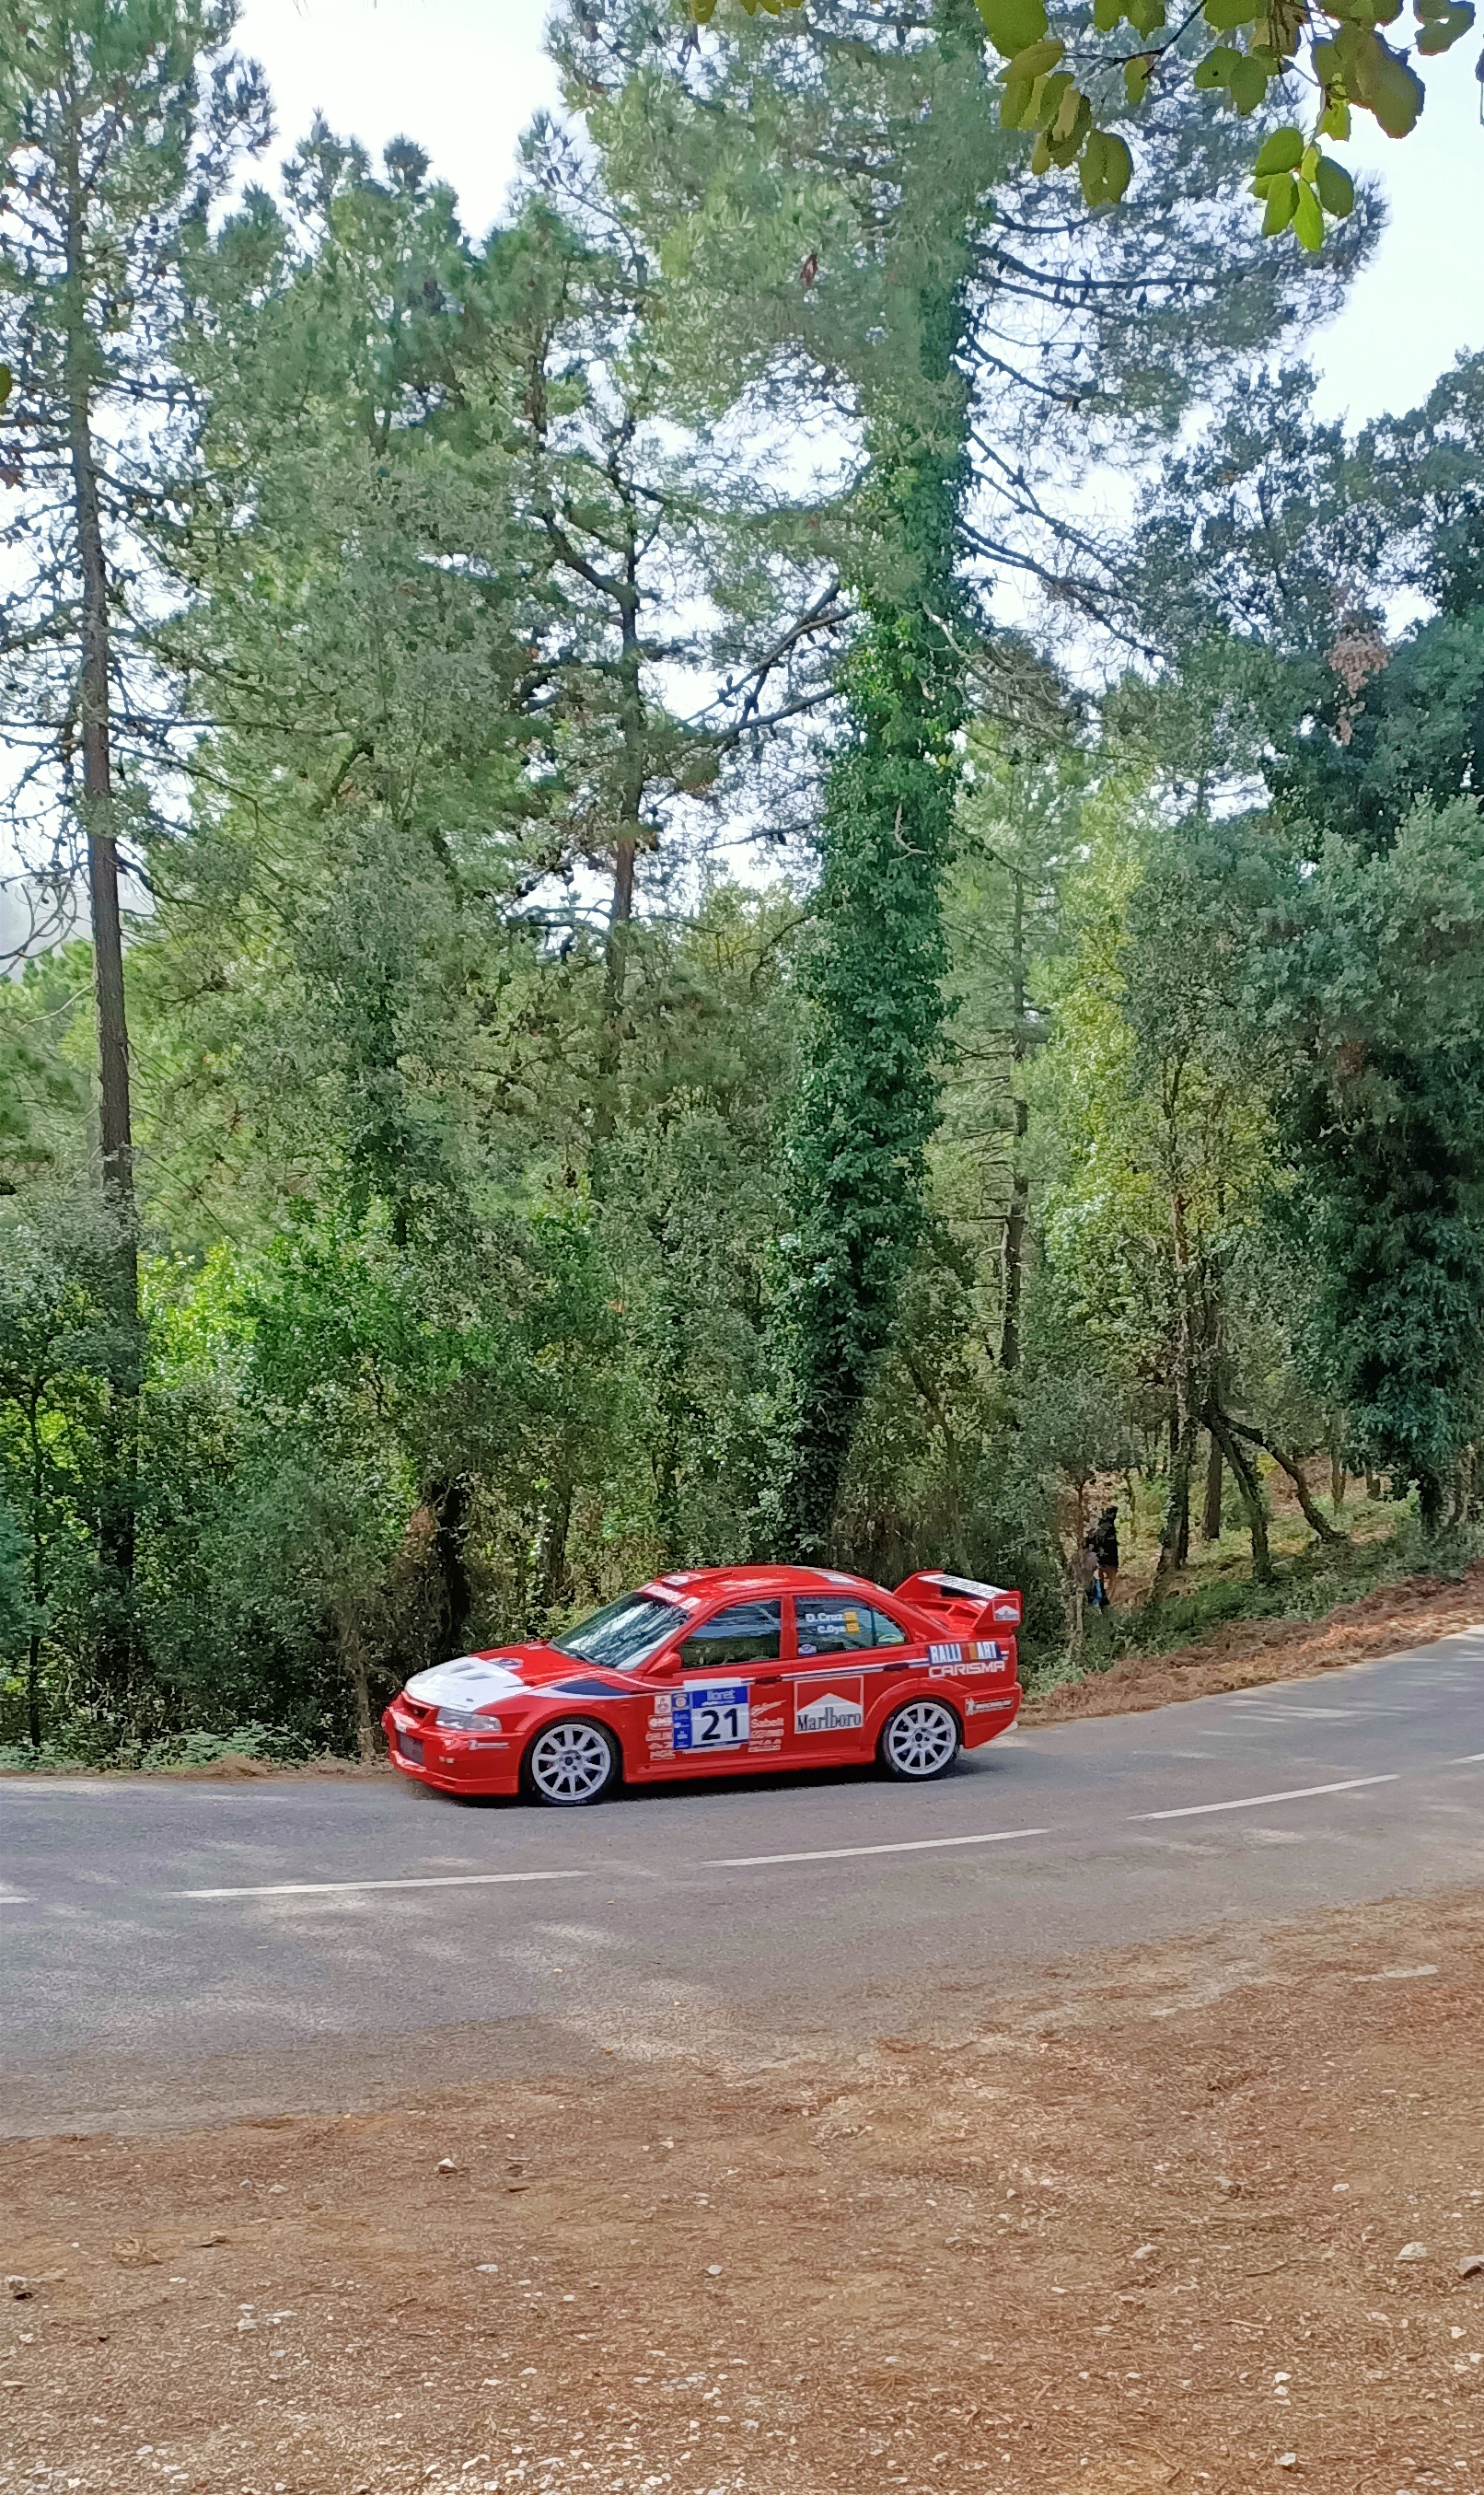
(6, 1889, 1484, 2495)
(1024, 1557, 1484, 1728)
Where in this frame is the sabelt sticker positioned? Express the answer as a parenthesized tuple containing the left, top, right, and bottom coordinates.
(928, 1642, 963, 1665)
(794, 1677, 864, 1735)
(748, 1696, 785, 1756)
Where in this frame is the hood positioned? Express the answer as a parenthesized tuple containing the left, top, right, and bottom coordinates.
(403, 1646, 637, 1710)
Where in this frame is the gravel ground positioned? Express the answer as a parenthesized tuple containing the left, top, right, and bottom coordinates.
(4, 1888, 1483, 2495)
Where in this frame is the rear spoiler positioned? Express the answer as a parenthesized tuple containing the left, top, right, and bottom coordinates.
(894, 1570, 1023, 1632)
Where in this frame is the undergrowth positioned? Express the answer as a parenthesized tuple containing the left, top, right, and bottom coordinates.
(1022, 1513, 1484, 1696)
(0, 1721, 313, 1774)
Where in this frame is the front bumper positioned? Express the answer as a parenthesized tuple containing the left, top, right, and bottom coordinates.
(382, 1706, 523, 1795)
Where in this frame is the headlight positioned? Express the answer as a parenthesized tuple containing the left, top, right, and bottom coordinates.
(435, 1707, 504, 1733)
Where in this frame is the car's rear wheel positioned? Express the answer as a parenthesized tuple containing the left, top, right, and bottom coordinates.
(522, 1718, 621, 1806)
(879, 1697, 961, 1781)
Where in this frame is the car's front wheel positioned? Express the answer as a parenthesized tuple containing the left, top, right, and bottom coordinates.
(879, 1697, 961, 1781)
(521, 1718, 621, 1806)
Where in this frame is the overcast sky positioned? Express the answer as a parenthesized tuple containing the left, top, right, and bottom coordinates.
(238, 0, 1482, 426)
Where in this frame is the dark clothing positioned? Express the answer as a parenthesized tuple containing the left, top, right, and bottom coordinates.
(1086, 1514, 1119, 1572)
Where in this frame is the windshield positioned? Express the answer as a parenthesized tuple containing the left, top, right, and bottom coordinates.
(550, 1591, 679, 1673)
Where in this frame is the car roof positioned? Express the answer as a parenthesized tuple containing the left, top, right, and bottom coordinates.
(648, 1564, 888, 1603)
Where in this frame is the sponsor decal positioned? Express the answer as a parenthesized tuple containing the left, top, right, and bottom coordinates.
(928, 1642, 964, 1665)
(971, 1640, 1005, 1665)
(748, 1697, 786, 1756)
(992, 1601, 1019, 1621)
(967, 1696, 1015, 1715)
(672, 1682, 750, 1750)
(794, 1677, 865, 1735)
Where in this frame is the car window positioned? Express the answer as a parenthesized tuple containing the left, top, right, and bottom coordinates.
(551, 1592, 680, 1672)
(678, 1600, 783, 1670)
(794, 1597, 906, 1657)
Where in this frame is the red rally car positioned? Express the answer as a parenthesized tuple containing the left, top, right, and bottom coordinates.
(383, 1564, 1023, 1807)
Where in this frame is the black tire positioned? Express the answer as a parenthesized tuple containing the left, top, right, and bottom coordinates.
(521, 1717, 622, 1806)
(878, 1696, 961, 1782)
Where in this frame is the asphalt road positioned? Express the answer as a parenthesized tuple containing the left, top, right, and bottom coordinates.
(4, 1626, 1483, 2135)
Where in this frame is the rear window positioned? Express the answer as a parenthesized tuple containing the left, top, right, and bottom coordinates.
(551, 1592, 679, 1673)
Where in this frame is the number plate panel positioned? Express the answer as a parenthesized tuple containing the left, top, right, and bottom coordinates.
(671, 1682, 751, 1751)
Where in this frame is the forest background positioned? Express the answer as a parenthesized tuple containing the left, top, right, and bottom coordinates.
(4, 0, 1484, 1768)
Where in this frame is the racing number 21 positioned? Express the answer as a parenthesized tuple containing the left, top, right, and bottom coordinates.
(673, 1682, 750, 1751)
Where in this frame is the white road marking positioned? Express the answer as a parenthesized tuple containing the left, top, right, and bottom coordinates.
(705, 1827, 1049, 1868)
(1130, 1774, 1398, 1823)
(1449, 1752, 1484, 1764)
(1226, 1703, 1365, 1718)
(179, 1870, 589, 1899)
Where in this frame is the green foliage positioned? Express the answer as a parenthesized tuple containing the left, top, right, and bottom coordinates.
(697, 0, 1462, 250)
(1255, 801, 1484, 1524)
(2, 0, 1473, 1760)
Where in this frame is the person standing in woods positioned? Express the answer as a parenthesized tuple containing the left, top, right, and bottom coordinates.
(1086, 1505, 1120, 1608)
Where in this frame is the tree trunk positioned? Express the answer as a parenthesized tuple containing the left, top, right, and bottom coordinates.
(64, 145, 134, 1242)
(425, 1475, 473, 1657)
(1066, 1476, 1088, 1658)
(1000, 872, 1029, 1373)
(1201, 1431, 1223, 1542)
(1330, 1450, 1346, 1513)
(64, 123, 138, 1684)
(774, 8, 983, 1561)
(27, 1393, 44, 1750)
(593, 517, 645, 1148)
(1207, 1408, 1273, 1584)
(1151, 1410, 1196, 1597)
(335, 1597, 377, 1766)
(1228, 1422, 1347, 1547)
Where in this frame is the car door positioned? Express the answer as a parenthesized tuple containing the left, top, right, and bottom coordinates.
(788, 1594, 910, 1763)
(643, 1598, 788, 1776)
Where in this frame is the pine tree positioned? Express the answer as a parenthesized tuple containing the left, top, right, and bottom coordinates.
(0, 1, 269, 1669)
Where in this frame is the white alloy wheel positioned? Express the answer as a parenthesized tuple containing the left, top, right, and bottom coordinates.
(523, 1718, 620, 1806)
(879, 1697, 961, 1781)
